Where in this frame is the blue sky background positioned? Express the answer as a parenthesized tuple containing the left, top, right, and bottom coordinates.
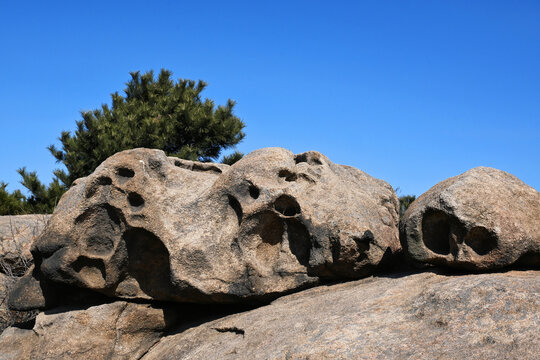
(1, 0, 539, 197)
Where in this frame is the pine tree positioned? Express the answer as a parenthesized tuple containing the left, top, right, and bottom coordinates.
(49, 69, 245, 187)
(6, 69, 245, 213)
(0, 182, 30, 215)
(399, 195, 416, 217)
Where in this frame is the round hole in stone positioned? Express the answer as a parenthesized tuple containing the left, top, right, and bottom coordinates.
(274, 194, 301, 216)
(248, 184, 260, 199)
(464, 226, 497, 255)
(128, 192, 145, 207)
(117, 167, 135, 178)
(421, 209, 451, 255)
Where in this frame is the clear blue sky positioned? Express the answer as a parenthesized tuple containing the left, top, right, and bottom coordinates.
(1, 0, 539, 197)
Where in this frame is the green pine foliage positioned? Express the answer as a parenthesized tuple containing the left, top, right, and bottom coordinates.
(0, 182, 30, 215)
(2, 69, 245, 214)
(399, 195, 416, 217)
(221, 151, 244, 165)
(49, 69, 245, 187)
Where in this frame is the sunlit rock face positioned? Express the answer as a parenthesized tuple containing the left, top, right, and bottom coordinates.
(400, 167, 540, 270)
(10, 147, 400, 309)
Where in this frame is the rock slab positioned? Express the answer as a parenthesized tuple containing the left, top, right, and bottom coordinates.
(0, 215, 50, 276)
(0, 301, 180, 360)
(142, 270, 540, 360)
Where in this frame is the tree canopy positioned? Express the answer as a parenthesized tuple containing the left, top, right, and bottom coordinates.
(1, 69, 245, 214)
(50, 69, 245, 187)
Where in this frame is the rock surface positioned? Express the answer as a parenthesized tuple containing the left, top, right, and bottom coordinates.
(0, 272, 37, 335)
(0, 215, 50, 276)
(0, 272, 15, 332)
(3, 270, 537, 359)
(400, 167, 540, 270)
(144, 271, 540, 359)
(0, 301, 181, 360)
(11, 147, 400, 309)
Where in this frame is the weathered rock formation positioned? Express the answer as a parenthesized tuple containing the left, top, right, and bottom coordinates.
(0, 215, 50, 333)
(10, 148, 400, 310)
(0, 301, 182, 359)
(0, 215, 50, 276)
(1, 270, 538, 360)
(2, 150, 539, 359)
(400, 167, 540, 270)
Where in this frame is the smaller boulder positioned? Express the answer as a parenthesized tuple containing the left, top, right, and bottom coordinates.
(0, 272, 37, 334)
(400, 167, 540, 270)
(0, 301, 181, 360)
(0, 215, 50, 276)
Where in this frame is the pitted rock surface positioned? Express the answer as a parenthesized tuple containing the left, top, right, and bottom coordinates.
(400, 167, 540, 270)
(10, 147, 399, 309)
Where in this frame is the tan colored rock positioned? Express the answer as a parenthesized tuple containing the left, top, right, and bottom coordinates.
(0, 301, 180, 360)
(0, 272, 15, 332)
(142, 270, 540, 360)
(0, 272, 37, 335)
(0, 215, 50, 276)
(11, 148, 400, 309)
(400, 167, 540, 270)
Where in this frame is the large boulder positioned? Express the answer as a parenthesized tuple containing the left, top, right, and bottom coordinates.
(0, 215, 50, 276)
(10, 148, 400, 309)
(400, 167, 540, 270)
(0, 301, 181, 360)
(141, 270, 539, 360)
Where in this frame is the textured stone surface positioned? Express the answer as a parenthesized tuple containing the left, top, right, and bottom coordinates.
(0, 215, 50, 276)
(0, 272, 15, 332)
(142, 270, 540, 360)
(10, 148, 400, 310)
(400, 167, 540, 270)
(0, 301, 180, 360)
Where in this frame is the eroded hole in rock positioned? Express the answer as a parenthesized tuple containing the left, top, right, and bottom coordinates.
(97, 176, 113, 185)
(71, 256, 107, 287)
(244, 210, 285, 245)
(248, 184, 260, 199)
(247, 211, 285, 269)
(228, 195, 243, 225)
(421, 209, 451, 255)
(75, 204, 124, 228)
(192, 162, 223, 174)
(123, 228, 171, 299)
(84, 235, 115, 256)
(85, 176, 113, 198)
(464, 226, 497, 255)
(278, 169, 298, 182)
(256, 211, 284, 246)
(212, 327, 245, 337)
(354, 230, 374, 262)
(128, 192, 145, 207)
(294, 152, 323, 165)
(274, 194, 301, 216)
(116, 167, 135, 178)
(286, 218, 311, 267)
